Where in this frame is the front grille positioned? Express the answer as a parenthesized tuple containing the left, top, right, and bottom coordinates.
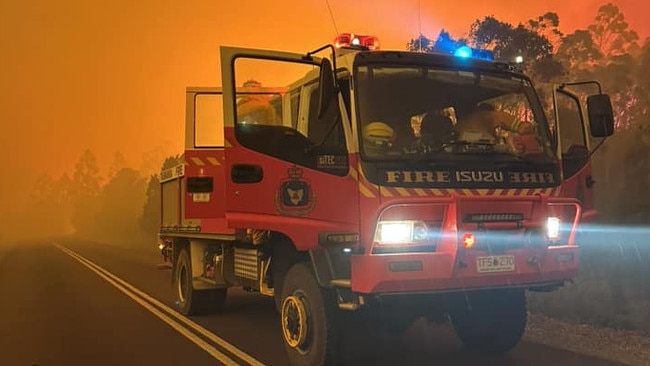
(372, 245, 437, 254)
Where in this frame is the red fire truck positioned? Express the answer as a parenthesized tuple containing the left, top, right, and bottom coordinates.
(158, 33, 614, 365)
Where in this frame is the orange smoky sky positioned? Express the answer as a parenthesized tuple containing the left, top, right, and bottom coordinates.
(0, 0, 648, 223)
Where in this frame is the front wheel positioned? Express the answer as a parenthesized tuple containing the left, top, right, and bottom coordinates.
(448, 289, 527, 354)
(173, 248, 227, 316)
(280, 262, 339, 366)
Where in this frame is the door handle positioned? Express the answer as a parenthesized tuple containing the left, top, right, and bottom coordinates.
(585, 175, 595, 188)
(231, 164, 263, 183)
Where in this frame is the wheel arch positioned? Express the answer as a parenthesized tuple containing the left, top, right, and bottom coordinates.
(171, 237, 212, 290)
(268, 231, 309, 287)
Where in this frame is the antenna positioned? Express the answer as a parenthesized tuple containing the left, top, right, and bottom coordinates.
(324, 0, 340, 37)
(418, 0, 422, 52)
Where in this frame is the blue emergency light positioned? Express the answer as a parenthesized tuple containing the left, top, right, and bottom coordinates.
(453, 46, 494, 61)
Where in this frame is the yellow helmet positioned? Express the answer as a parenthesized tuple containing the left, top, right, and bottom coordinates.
(362, 122, 394, 147)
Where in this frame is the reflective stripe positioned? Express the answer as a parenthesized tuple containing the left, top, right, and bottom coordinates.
(511, 118, 522, 131)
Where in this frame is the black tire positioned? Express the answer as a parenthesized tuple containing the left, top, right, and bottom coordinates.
(271, 239, 303, 312)
(280, 262, 339, 366)
(448, 289, 527, 354)
(173, 248, 227, 316)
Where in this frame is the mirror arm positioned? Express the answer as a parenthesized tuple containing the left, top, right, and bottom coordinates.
(560, 81, 603, 94)
(588, 136, 608, 158)
(305, 113, 341, 154)
(306, 44, 338, 78)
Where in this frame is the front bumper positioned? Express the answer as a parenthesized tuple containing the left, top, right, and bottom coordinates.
(351, 245, 579, 294)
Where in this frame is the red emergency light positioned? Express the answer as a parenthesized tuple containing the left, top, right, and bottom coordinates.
(334, 33, 380, 50)
(462, 233, 476, 248)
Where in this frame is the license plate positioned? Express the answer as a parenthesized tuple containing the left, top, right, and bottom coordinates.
(476, 255, 515, 273)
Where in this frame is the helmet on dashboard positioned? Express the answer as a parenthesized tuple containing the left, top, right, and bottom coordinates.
(362, 122, 394, 147)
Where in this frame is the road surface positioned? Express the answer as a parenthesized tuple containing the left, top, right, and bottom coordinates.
(0, 238, 634, 366)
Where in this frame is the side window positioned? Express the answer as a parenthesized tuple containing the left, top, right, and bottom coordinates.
(556, 92, 588, 177)
(233, 57, 348, 175)
(195, 93, 224, 147)
(303, 84, 348, 175)
(289, 88, 301, 129)
(338, 77, 352, 123)
(485, 93, 536, 128)
(306, 86, 344, 147)
(556, 93, 587, 153)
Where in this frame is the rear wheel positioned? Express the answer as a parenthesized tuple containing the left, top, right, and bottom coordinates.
(174, 248, 227, 316)
(448, 289, 527, 354)
(280, 262, 339, 366)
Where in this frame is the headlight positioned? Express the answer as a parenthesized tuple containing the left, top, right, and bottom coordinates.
(546, 217, 561, 240)
(374, 220, 428, 244)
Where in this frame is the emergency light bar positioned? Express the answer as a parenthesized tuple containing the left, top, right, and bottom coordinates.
(453, 45, 494, 61)
(334, 32, 492, 61)
(334, 33, 380, 50)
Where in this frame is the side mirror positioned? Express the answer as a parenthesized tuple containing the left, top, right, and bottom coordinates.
(587, 94, 614, 137)
(317, 58, 336, 118)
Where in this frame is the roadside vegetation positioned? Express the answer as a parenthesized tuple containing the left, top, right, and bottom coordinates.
(12, 2, 650, 335)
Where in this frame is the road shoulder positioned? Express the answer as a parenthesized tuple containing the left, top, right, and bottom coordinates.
(526, 313, 650, 366)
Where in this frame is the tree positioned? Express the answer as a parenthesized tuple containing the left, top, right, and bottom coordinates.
(138, 144, 177, 176)
(555, 30, 603, 73)
(162, 154, 184, 170)
(566, 4, 641, 132)
(406, 30, 467, 54)
(139, 174, 161, 236)
(469, 16, 554, 63)
(588, 3, 639, 59)
(406, 34, 435, 53)
(27, 172, 73, 236)
(527, 12, 563, 50)
(432, 30, 467, 54)
(71, 149, 102, 197)
(632, 40, 650, 123)
(108, 151, 128, 179)
(69, 149, 102, 234)
(592, 54, 637, 129)
(468, 15, 563, 82)
(94, 167, 146, 241)
(468, 16, 513, 55)
(139, 154, 184, 236)
(30, 173, 56, 202)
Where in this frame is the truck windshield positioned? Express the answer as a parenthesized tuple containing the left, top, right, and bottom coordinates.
(355, 65, 555, 161)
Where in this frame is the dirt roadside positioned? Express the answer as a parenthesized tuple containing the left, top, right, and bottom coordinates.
(526, 313, 650, 366)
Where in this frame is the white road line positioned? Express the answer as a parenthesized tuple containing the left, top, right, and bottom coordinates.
(52, 242, 265, 366)
(56, 244, 266, 366)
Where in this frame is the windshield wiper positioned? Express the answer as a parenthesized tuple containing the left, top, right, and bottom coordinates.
(429, 141, 548, 164)
(429, 140, 496, 154)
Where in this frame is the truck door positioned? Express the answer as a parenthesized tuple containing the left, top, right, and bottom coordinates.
(182, 88, 228, 228)
(553, 88, 595, 219)
(220, 46, 359, 247)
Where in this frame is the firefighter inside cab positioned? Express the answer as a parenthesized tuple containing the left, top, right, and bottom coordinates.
(456, 102, 542, 154)
(362, 102, 542, 157)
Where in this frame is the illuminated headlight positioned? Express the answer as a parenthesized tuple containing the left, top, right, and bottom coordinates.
(546, 217, 561, 241)
(374, 220, 428, 244)
(158, 243, 165, 250)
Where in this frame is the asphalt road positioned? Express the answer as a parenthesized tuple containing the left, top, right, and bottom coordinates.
(0, 238, 631, 366)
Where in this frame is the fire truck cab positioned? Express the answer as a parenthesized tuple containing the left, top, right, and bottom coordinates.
(159, 33, 614, 365)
